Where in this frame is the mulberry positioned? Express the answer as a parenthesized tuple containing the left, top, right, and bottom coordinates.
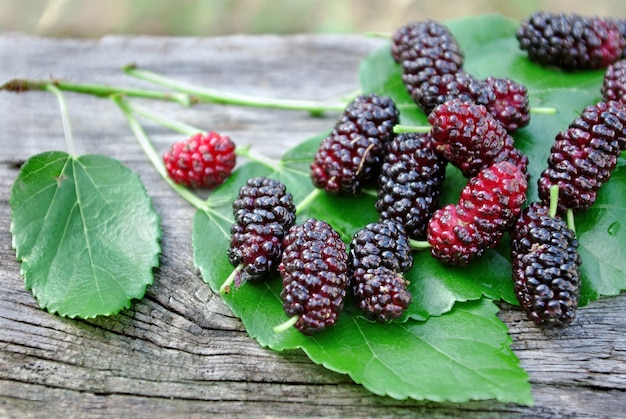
(416, 71, 495, 116)
(428, 98, 527, 177)
(537, 100, 626, 213)
(392, 20, 464, 103)
(510, 202, 581, 328)
(227, 177, 296, 287)
(375, 133, 447, 239)
(163, 131, 236, 188)
(516, 12, 625, 70)
(278, 218, 349, 335)
(310, 94, 399, 195)
(484, 76, 531, 132)
(427, 161, 528, 265)
(602, 59, 626, 108)
(348, 220, 413, 321)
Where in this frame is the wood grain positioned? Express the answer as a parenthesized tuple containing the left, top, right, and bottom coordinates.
(1, 33, 625, 418)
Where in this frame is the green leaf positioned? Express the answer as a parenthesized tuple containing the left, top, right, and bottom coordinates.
(10, 151, 161, 318)
(360, 14, 626, 302)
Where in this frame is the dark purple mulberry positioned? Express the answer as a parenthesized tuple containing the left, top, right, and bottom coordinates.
(310, 94, 399, 195)
(416, 71, 496, 116)
(537, 100, 626, 213)
(375, 133, 447, 239)
(516, 12, 625, 70)
(348, 220, 413, 321)
(510, 202, 581, 328)
(392, 20, 464, 103)
(227, 177, 296, 286)
(279, 218, 349, 335)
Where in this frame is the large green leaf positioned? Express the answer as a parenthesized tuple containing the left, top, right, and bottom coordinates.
(192, 13, 626, 405)
(10, 151, 161, 318)
(359, 14, 626, 304)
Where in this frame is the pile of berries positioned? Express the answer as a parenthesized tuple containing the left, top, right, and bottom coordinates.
(161, 13, 626, 334)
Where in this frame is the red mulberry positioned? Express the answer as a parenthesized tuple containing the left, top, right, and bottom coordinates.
(484, 76, 531, 132)
(427, 161, 528, 265)
(163, 131, 236, 188)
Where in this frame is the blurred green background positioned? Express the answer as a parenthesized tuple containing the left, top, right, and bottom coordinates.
(2, 0, 626, 37)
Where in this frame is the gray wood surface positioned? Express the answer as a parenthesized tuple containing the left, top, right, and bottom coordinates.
(1, 33, 625, 418)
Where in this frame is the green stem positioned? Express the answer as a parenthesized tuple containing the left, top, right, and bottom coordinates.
(112, 95, 208, 210)
(124, 65, 349, 115)
(2, 78, 193, 106)
(409, 239, 432, 250)
(549, 185, 559, 218)
(127, 102, 281, 169)
(44, 83, 76, 155)
(219, 264, 243, 295)
(393, 124, 431, 134)
(273, 315, 299, 333)
(530, 106, 557, 115)
(566, 209, 577, 237)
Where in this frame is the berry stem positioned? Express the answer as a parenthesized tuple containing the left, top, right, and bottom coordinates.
(409, 239, 432, 250)
(393, 124, 431, 134)
(294, 188, 323, 215)
(1, 77, 193, 106)
(127, 101, 281, 169)
(549, 184, 560, 218)
(44, 83, 76, 156)
(219, 264, 243, 295)
(113, 95, 209, 210)
(123, 64, 349, 115)
(273, 315, 299, 333)
(567, 209, 577, 237)
(530, 106, 557, 115)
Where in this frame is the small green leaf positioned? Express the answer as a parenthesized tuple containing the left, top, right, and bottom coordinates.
(10, 151, 161, 318)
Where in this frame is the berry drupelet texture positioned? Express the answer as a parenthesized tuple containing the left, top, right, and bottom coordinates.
(375, 133, 447, 240)
(310, 94, 399, 195)
(279, 218, 349, 335)
(227, 177, 296, 286)
(484, 76, 531, 132)
(602, 59, 626, 108)
(163, 131, 236, 188)
(427, 161, 528, 265)
(510, 203, 581, 328)
(428, 99, 528, 177)
(537, 100, 626, 213)
(348, 220, 413, 321)
(391, 20, 464, 106)
(416, 71, 495, 116)
(516, 12, 625, 70)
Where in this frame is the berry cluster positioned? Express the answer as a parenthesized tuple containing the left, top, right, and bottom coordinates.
(392, 20, 531, 132)
(207, 13, 626, 335)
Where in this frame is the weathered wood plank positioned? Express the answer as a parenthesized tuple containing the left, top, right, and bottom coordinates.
(1, 33, 625, 418)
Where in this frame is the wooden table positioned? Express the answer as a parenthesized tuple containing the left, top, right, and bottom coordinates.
(1, 33, 625, 418)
